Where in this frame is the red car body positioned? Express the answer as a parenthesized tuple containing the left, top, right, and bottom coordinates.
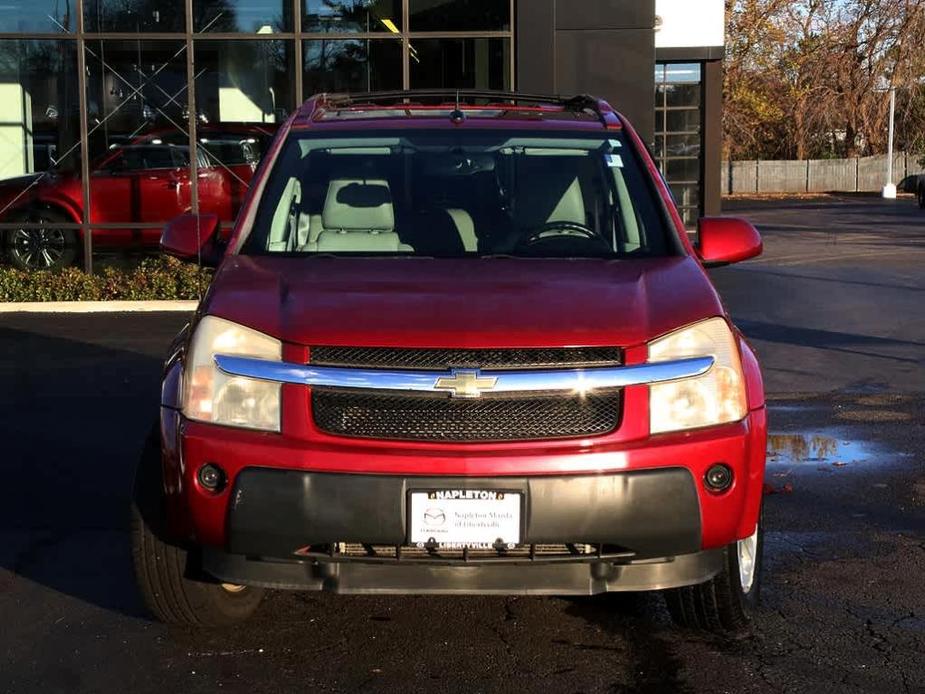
(138, 92, 767, 630)
(0, 124, 276, 251)
(167, 256, 766, 548)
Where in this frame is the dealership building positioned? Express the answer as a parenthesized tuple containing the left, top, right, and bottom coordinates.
(0, 0, 724, 270)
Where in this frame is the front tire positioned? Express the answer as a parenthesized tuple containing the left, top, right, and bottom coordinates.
(130, 424, 264, 626)
(5, 208, 79, 271)
(664, 510, 763, 634)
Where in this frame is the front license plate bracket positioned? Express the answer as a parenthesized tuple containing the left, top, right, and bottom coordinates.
(407, 489, 523, 549)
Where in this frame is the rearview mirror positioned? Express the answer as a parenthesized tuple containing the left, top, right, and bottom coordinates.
(697, 217, 762, 268)
(160, 213, 224, 267)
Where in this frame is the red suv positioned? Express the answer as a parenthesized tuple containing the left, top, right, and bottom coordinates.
(133, 92, 767, 633)
(0, 125, 275, 270)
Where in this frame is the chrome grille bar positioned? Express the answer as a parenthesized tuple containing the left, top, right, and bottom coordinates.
(213, 354, 714, 394)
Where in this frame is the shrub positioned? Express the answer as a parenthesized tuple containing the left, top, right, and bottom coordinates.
(0, 256, 211, 302)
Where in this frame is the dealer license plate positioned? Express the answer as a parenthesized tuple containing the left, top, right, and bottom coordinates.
(408, 489, 522, 549)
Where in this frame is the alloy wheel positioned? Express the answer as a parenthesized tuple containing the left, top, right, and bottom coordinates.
(737, 524, 759, 594)
(10, 227, 69, 270)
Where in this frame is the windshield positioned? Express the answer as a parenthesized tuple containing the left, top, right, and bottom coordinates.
(242, 130, 673, 258)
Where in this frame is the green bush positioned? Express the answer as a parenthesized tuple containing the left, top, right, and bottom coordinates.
(0, 256, 210, 302)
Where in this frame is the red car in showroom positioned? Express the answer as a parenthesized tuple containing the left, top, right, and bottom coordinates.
(0, 125, 275, 270)
(133, 91, 767, 633)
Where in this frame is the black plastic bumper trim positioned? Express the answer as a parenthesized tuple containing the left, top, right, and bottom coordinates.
(202, 547, 725, 595)
(225, 469, 702, 560)
(291, 547, 636, 566)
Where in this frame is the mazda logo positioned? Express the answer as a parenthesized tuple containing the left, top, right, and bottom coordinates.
(423, 508, 446, 526)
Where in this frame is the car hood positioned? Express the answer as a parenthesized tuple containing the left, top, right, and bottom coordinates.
(203, 256, 725, 349)
(0, 173, 44, 205)
(0, 172, 72, 215)
(0, 172, 45, 189)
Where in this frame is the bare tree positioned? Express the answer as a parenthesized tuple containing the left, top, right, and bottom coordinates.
(725, 0, 925, 160)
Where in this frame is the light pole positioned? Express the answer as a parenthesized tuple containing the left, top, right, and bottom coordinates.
(882, 84, 897, 199)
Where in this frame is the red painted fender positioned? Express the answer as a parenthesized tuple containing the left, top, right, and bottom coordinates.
(736, 335, 767, 539)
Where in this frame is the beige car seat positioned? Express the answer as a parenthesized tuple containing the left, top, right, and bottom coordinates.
(313, 178, 413, 252)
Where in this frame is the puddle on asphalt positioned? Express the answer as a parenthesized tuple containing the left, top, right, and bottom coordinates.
(767, 431, 878, 469)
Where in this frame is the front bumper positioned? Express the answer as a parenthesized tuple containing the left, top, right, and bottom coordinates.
(203, 467, 721, 594)
(202, 545, 725, 595)
(227, 469, 702, 559)
(167, 406, 767, 555)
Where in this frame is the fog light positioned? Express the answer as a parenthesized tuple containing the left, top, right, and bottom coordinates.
(198, 463, 226, 492)
(705, 464, 733, 493)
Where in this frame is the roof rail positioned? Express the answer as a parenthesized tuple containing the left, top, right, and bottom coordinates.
(311, 90, 621, 129)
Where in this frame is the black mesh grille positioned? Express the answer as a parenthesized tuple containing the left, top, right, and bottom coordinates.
(310, 346, 622, 370)
(309, 346, 624, 442)
(312, 390, 622, 442)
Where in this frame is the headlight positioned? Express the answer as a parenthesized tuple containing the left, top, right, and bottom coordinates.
(183, 316, 282, 432)
(647, 317, 747, 434)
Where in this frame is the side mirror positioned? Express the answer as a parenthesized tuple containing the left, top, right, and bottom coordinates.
(160, 213, 224, 267)
(697, 217, 763, 268)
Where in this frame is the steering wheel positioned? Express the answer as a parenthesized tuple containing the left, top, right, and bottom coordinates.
(522, 221, 597, 245)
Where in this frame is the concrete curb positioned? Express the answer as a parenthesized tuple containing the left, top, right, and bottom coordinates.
(0, 300, 199, 313)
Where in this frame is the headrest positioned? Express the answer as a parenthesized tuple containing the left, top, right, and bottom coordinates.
(315, 230, 402, 253)
(322, 179, 394, 232)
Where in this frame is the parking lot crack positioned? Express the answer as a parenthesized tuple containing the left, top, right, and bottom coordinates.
(488, 597, 517, 655)
(845, 608, 913, 694)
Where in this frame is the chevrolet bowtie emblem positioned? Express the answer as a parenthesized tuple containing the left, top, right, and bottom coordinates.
(434, 369, 498, 398)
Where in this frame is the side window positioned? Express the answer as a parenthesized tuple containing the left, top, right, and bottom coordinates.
(120, 148, 149, 171)
(102, 150, 127, 172)
(168, 147, 191, 169)
(197, 136, 265, 167)
(112, 146, 187, 171)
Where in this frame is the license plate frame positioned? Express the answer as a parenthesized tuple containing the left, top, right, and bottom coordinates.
(407, 489, 524, 549)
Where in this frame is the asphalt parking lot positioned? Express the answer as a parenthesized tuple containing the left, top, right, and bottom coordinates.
(1, 195, 923, 693)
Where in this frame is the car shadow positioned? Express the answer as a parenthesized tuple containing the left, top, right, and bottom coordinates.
(733, 319, 925, 365)
(561, 592, 695, 693)
(0, 314, 189, 619)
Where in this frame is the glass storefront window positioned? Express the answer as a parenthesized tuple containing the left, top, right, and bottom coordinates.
(303, 0, 402, 33)
(2, 0, 517, 274)
(671, 183, 700, 208)
(655, 62, 703, 230)
(410, 38, 510, 90)
(84, 40, 190, 232)
(0, 1, 73, 32)
(0, 41, 81, 179)
(304, 39, 402, 93)
(666, 109, 700, 133)
(195, 41, 293, 123)
(0, 40, 81, 271)
(409, 0, 510, 31)
(665, 83, 701, 109)
(195, 40, 292, 219)
(83, 0, 186, 32)
(194, 0, 293, 33)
